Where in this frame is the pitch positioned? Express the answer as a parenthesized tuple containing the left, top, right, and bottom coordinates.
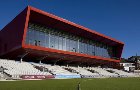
(0, 77, 140, 90)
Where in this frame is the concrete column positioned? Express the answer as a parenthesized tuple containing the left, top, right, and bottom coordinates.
(20, 58, 22, 63)
(39, 60, 41, 65)
(88, 65, 89, 69)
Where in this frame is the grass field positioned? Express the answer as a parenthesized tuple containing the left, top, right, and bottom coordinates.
(0, 77, 140, 90)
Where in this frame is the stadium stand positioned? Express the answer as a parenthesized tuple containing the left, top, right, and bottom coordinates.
(46, 65, 79, 75)
(90, 67, 118, 76)
(66, 66, 99, 75)
(33, 63, 79, 75)
(0, 59, 51, 78)
(0, 59, 139, 79)
(106, 68, 137, 76)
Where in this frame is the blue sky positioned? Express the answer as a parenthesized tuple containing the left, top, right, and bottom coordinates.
(0, 0, 140, 59)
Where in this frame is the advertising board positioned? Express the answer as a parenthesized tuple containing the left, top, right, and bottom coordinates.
(120, 75, 128, 77)
(81, 75, 101, 78)
(110, 75, 120, 77)
(22, 75, 55, 79)
(54, 75, 81, 78)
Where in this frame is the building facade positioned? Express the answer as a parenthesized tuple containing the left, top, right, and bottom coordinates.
(0, 6, 125, 66)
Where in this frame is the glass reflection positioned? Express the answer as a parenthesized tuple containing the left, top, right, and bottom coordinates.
(25, 22, 117, 59)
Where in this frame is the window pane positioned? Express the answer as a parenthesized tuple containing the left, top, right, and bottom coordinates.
(92, 45, 95, 56)
(25, 38, 29, 44)
(66, 39, 69, 51)
(29, 39, 31, 45)
(88, 45, 92, 55)
(45, 34, 49, 48)
(50, 35, 55, 49)
(54, 36, 59, 49)
(73, 40, 78, 53)
(40, 33, 45, 47)
(95, 46, 98, 56)
(85, 44, 88, 54)
(62, 38, 66, 51)
(59, 37, 62, 50)
(70, 39, 74, 52)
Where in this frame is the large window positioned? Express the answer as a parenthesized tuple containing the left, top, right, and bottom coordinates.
(25, 22, 116, 59)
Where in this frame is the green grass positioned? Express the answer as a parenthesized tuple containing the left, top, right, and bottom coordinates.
(80, 77, 140, 90)
(0, 78, 140, 90)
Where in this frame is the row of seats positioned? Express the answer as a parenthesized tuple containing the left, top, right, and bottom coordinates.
(106, 68, 136, 76)
(43, 64, 78, 75)
(67, 66, 99, 75)
(89, 67, 118, 76)
(0, 59, 51, 77)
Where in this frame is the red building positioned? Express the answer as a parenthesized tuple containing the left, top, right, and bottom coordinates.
(0, 6, 124, 67)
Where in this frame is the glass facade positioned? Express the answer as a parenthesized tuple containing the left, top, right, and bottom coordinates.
(25, 22, 117, 59)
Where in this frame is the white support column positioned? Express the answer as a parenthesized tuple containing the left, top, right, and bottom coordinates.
(17, 52, 29, 63)
(20, 58, 22, 63)
(39, 60, 41, 65)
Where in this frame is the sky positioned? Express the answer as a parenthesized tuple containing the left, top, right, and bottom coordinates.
(0, 0, 140, 59)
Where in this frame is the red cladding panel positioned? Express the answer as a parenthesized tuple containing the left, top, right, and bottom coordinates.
(0, 7, 28, 54)
(116, 44, 125, 59)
